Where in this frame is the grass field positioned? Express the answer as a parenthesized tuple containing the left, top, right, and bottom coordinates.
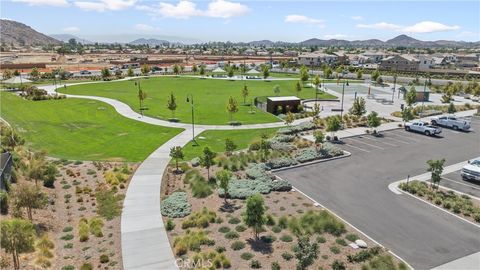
(181, 127, 279, 160)
(62, 76, 336, 125)
(1, 92, 183, 161)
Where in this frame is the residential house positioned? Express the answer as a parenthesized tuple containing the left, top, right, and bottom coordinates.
(297, 52, 338, 66)
(379, 55, 419, 71)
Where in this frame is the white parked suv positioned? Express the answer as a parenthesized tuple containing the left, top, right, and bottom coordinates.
(461, 159, 480, 182)
(430, 115, 471, 131)
(404, 121, 442, 136)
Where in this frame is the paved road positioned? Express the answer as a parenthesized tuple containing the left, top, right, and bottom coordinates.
(276, 119, 480, 270)
(441, 170, 480, 199)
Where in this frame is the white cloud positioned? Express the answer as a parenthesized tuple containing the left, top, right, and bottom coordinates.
(12, 0, 68, 7)
(134, 24, 159, 32)
(401, 21, 460, 33)
(285, 14, 325, 27)
(144, 0, 248, 19)
(62, 26, 80, 32)
(324, 34, 348, 39)
(350, 16, 363, 21)
(74, 0, 136, 12)
(356, 22, 401, 30)
(357, 21, 461, 34)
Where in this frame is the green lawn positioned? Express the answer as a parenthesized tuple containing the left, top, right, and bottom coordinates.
(0, 92, 183, 162)
(181, 128, 279, 160)
(62, 76, 336, 125)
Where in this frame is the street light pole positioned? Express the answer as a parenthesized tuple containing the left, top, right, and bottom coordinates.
(421, 80, 427, 115)
(340, 80, 345, 121)
(186, 94, 196, 145)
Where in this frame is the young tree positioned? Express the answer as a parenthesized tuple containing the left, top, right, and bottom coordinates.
(285, 111, 295, 126)
(295, 81, 302, 97)
(427, 159, 445, 189)
(356, 69, 363, 79)
(0, 218, 36, 270)
(173, 64, 180, 76)
(169, 146, 184, 172)
(224, 138, 237, 156)
(192, 64, 198, 74)
(11, 182, 48, 221)
(326, 116, 341, 139)
(313, 74, 321, 91)
(137, 87, 147, 116)
(243, 194, 266, 240)
(141, 64, 150, 75)
(167, 92, 177, 119)
(273, 85, 281, 96)
(371, 69, 381, 82)
(200, 147, 216, 180)
(447, 102, 457, 114)
(242, 85, 249, 104)
(293, 236, 319, 270)
(299, 65, 309, 86)
(402, 107, 414, 123)
(101, 68, 110, 79)
(405, 86, 417, 107)
(29, 67, 40, 81)
(127, 67, 134, 77)
(262, 65, 270, 80)
(199, 65, 206, 76)
(367, 111, 381, 133)
(323, 66, 332, 79)
(216, 169, 232, 203)
(349, 97, 366, 116)
(313, 130, 324, 150)
(226, 96, 239, 122)
(227, 66, 234, 78)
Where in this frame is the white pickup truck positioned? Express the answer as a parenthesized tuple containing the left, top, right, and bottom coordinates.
(404, 121, 442, 136)
(461, 158, 480, 182)
(430, 115, 471, 131)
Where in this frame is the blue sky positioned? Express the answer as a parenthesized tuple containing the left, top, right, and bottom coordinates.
(2, 0, 479, 43)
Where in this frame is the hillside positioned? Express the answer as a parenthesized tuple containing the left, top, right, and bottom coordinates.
(0, 19, 61, 46)
(49, 34, 92, 44)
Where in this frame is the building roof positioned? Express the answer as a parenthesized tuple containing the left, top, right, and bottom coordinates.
(267, 96, 301, 102)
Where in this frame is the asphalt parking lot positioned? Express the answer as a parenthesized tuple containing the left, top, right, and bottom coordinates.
(276, 118, 480, 270)
(441, 170, 480, 199)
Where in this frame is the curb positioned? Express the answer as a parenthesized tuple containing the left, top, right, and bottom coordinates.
(271, 150, 351, 173)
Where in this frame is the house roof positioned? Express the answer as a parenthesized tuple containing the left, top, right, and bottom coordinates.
(267, 96, 301, 102)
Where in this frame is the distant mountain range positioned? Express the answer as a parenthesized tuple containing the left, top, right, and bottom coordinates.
(0, 19, 61, 46)
(49, 34, 93, 44)
(1, 19, 479, 48)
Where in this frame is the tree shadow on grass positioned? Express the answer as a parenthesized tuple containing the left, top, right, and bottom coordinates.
(246, 237, 273, 254)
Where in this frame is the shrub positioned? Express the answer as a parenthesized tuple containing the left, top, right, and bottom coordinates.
(347, 246, 382, 263)
(218, 179, 271, 199)
(89, 217, 104, 237)
(269, 141, 296, 152)
(181, 208, 216, 229)
(62, 265, 75, 270)
(280, 234, 293, 242)
(225, 231, 239, 239)
(80, 263, 93, 270)
(261, 234, 276, 243)
(173, 230, 211, 256)
(231, 241, 245, 250)
(216, 246, 226, 253)
(335, 238, 347, 246)
(249, 141, 261, 151)
(241, 252, 254, 260)
(271, 261, 281, 270)
(345, 233, 359, 242)
(266, 157, 297, 169)
(295, 148, 321, 163)
(316, 236, 326, 243)
(218, 226, 231, 233)
(166, 219, 175, 231)
(64, 243, 73, 249)
(190, 175, 213, 198)
(245, 163, 269, 179)
(99, 254, 109, 264)
(62, 226, 73, 233)
(362, 254, 402, 270)
(161, 192, 191, 218)
(332, 260, 346, 270)
(266, 214, 276, 226)
(330, 246, 340, 254)
(272, 225, 282, 233)
(274, 135, 295, 142)
(235, 224, 246, 232)
(251, 260, 262, 268)
(270, 179, 292, 192)
(281, 252, 293, 261)
(228, 217, 241, 224)
(78, 219, 90, 242)
(95, 189, 123, 220)
(60, 234, 74, 241)
(319, 142, 343, 157)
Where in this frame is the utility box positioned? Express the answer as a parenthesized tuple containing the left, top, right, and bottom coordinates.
(267, 96, 301, 115)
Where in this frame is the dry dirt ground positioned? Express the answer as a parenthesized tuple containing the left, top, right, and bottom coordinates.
(0, 160, 137, 270)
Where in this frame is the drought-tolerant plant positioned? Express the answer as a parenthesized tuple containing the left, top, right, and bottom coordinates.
(100, 254, 109, 263)
(235, 224, 246, 232)
(95, 189, 123, 220)
(330, 245, 340, 254)
(231, 241, 245, 250)
(251, 260, 262, 268)
(316, 235, 326, 243)
(293, 236, 319, 270)
(243, 194, 266, 240)
(189, 174, 213, 198)
(228, 217, 241, 224)
(281, 252, 293, 261)
(331, 260, 346, 270)
(335, 238, 347, 246)
(280, 234, 293, 242)
(218, 226, 231, 233)
(89, 217, 104, 237)
(347, 246, 382, 263)
(161, 192, 191, 218)
(166, 219, 175, 231)
(78, 219, 90, 242)
(271, 261, 281, 270)
(241, 252, 254, 260)
(182, 207, 217, 229)
(225, 231, 239, 239)
(346, 233, 359, 242)
(173, 230, 212, 256)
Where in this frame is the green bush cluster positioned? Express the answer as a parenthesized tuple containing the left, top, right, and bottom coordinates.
(182, 207, 216, 229)
(161, 192, 192, 218)
(399, 180, 480, 222)
(217, 152, 255, 172)
(266, 157, 297, 169)
(277, 122, 315, 135)
(173, 230, 213, 256)
(361, 254, 408, 270)
(320, 142, 344, 157)
(295, 148, 322, 163)
(95, 189, 124, 220)
(347, 246, 382, 263)
(288, 210, 346, 236)
(185, 170, 214, 198)
(241, 252, 254, 260)
(231, 240, 245, 250)
(269, 140, 296, 152)
(192, 250, 231, 269)
(245, 163, 270, 179)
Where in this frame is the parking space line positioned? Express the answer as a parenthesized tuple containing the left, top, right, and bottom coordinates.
(387, 132, 423, 142)
(442, 177, 480, 191)
(382, 135, 410, 145)
(346, 137, 385, 150)
(360, 135, 398, 147)
(341, 143, 370, 153)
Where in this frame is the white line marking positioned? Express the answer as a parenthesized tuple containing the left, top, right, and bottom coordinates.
(360, 135, 398, 147)
(383, 136, 410, 144)
(442, 177, 480, 191)
(346, 137, 385, 149)
(276, 177, 413, 270)
(388, 132, 422, 142)
(342, 143, 370, 153)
